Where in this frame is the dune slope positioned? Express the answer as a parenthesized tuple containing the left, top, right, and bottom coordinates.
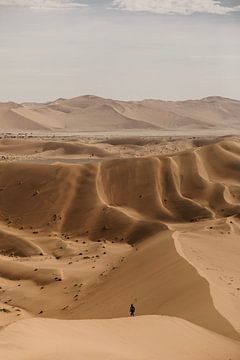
(1, 95, 240, 131)
(0, 137, 239, 344)
(1, 316, 240, 360)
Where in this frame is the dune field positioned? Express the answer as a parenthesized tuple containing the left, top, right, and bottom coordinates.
(0, 134, 239, 359)
(1, 95, 240, 132)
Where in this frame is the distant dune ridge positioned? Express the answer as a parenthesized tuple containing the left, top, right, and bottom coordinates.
(1, 95, 240, 131)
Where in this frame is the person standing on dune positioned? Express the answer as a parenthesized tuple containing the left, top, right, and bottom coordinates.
(130, 304, 135, 317)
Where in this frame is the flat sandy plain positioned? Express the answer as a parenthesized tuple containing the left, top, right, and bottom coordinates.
(0, 132, 240, 360)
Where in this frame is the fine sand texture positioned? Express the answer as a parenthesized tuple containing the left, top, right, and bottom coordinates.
(0, 135, 239, 358)
(1, 95, 240, 131)
(1, 316, 240, 360)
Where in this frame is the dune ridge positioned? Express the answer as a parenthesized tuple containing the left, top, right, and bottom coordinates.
(0, 136, 239, 358)
(1, 95, 240, 131)
(1, 316, 240, 360)
(1, 139, 239, 235)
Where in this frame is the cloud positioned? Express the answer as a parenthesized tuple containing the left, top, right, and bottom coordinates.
(0, 0, 87, 9)
(111, 0, 240, 15)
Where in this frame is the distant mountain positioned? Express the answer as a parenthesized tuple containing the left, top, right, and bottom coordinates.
(0, 95, 240, 132)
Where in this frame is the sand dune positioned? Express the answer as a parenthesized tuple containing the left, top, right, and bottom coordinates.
(0, 138, 109, 158)
(173, 217, 240, 333)
(1, 139, 239, 234)
(1, 95, 240, 131)
(0, 102, 49, 131)
(0, 135, 239, 357)
(1, 316, 240, 360)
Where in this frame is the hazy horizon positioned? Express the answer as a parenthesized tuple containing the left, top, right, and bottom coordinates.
(1, 93, 240, 105)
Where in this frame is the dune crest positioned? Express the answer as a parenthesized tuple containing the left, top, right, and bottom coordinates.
(1, 96, 240, 131)
(1, 316, 240, 360)
(0, 135, 239, 358)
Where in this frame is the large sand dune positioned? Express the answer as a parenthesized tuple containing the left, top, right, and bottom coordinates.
(1, 95, 240, 131)
(1, 316, 240, 360)
(0, 135, 239, 358)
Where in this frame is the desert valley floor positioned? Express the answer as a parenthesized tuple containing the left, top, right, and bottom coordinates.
(0, 133, 239, 359)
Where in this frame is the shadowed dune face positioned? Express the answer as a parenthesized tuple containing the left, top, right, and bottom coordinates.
(0, 161, 166, 242)
(0, 137, 239, 342)
(74, 232, 240, 340)
(1, 139, 239, 234)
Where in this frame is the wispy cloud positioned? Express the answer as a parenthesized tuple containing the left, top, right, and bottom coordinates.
(111, 0, 240, 15)
(0, 0, 87, 9)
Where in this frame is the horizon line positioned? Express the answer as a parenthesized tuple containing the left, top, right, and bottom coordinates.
(1, 94, 239, 105)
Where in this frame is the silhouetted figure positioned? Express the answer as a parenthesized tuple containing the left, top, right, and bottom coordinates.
(130, 303, 135, 317)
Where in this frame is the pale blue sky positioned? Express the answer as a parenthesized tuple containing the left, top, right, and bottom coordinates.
(0, 0, 239, 102)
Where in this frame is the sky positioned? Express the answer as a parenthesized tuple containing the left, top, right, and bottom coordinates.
(0, 0, 239, 102)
